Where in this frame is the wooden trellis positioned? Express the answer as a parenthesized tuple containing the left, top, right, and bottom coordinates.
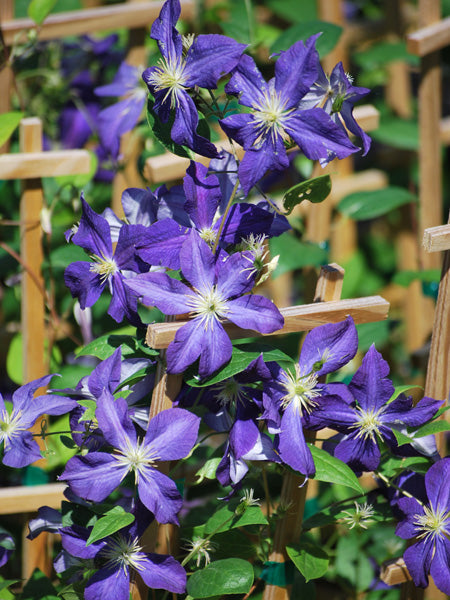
(0, 117, 90, 579)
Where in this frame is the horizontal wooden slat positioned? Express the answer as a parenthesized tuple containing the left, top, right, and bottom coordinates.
(380, 558, 411, 585)
(407, 16, 450, 56)
(1, 1, 195, 46)
(146, 296, 390, 349)
(440, 115, 450, 145)
(423, 223, 450, 252)
(329, 169, 388, 205)
(0, 483, 66, 515)
(0, 149, 91, 179)
(353, 104, 379, 132)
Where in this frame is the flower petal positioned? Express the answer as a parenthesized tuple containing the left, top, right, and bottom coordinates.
(226, 295, 284, 333)
(145, 407, 200, 460)
(140, 553, 186, 593)
(138, 468, 183, 524)
(60, 453, 126, 502)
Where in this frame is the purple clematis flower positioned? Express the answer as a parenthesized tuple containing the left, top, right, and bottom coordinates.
(396, 457, 450, 594)
(125, 232, 284, 378)
(143, 0, 246, 158)
(307, 345, 442, 472)
(60, 390, 200, 524)
(60, 506, 186, 599)
(0, 528, 14, 568)
(262, 317, 358, 477)
(95, 62, 148, 159)
(299, 61, 371, 161)
(0, 375, 77, 468)
(219, 38, 359, 194)
(64, 195, 147, 326)
(135, 161, 276, 269)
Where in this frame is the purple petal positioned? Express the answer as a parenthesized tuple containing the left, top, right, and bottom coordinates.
(64, 261, 105, 309)
(61, 525, 105, 559)
(138, 468, 183, 524)
(171, 92, 219, 158)
(88, 347, 122, 397)
(349, 345, 394, 412)
(425, 457, 450, 511)
(334, 431, 381, 472)
(230, 416, 259, 460)
(85, 566, 129, 600)
(166, 318, 203, 374)
(60, 453, 126, 501)
(227, 295, 284, 333)
(183, 161, 221, 229)
(95, 62, 140, 97)
(274, 36, 319, 106)
(395, 497, 424, 539)
(140, 553, 186, 593)
(197, 319, 233, 378)
(278, 405, 315, 476)
(11, 374, 56, 412)
(218, 203, 275, 245)
(403, 539, 432, 589)
(236, 136, 289, 195)
(179, 233, 215, 293)
(150, 0, 182, 58)
(185, 34, 246, 88)
(429, 537, 450, 594)
(224, 53, 268, 107)
(3, 432, 41, 468)
(382, 395, 442, 428)
(215, 251, 256, 298)
(145, 408, 200, 460)
(72, 195, 112, 257)
(124, 271, 192, 314)
(299, 317, 358, 376)
(136, 218, 187, 270)
(96, 391, 137, 451)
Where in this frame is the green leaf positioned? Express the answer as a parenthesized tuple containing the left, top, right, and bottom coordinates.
(381, 455, 431, 478)
(266, 0, 317, 22)
(269, 234, 328, 278)
(412, 420, 450, 439)
(371, 117, 418, 150)
(86, 506, 135, 546)
(147, 97, 195, 159)
(204, 501, 268, 535)
(195, 457, 221, 483)
(28, 0, 58, 24)
(185, 344, 293, 387)
(354, 41, 419, 69)
(271, 21, 342, 58)
(287, 541, 329, 582)
(76, 329, 158, 360)
(54, 150, 98, 188)
(308, 445, 364, 493)
(186, 558, 253, 598)
(392, 269, 440, 287)
(391, 429, 414, 447)
(0, 112, 24, 147)
(282, 175, 331, 214)
(337, 187, 416, 220)
(44, 245, 87, 269)
(355, 321, 390, 352)
(389, 385, 423, 402)
(21, 569, 59, 600)
(335, 535, 374, 591)
(6, 333, 22, 384)
(302, 500, 361, 530)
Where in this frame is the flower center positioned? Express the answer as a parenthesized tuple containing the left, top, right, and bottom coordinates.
(187, 286, 229, 330)
(199, 227, 217, 245)
(102, 535, 145, 573)
(414, 505, 450, 542)
(0, 409, 24, 442)
(214, 378, 246, 408)
(90, 254, 118, 283)
(279, 364, 320, 415)
(252, 87, 293, 144)
(341, 502, 375, 530)
(351, 406, 383, 441)
(113, 438, 159, 483)
(147, 56, 188, 108)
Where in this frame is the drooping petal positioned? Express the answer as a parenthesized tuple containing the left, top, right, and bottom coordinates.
(236, 136, 289, 195)
(144, 408, 200, 460)
(403, 539, 433, 589)
(171, 92, 219, 158)
(299, 317, 358, 376)
(166, 318, 204, 374)
(197, 319, 233, 379)
(429, 537, 450, 595)
(85, 565, 130, 600)
(3, 432, 41, 468)
(226, 295, 284, 334)
(60, 453, 126, 502)
(382, 395, 442, 428)
(11, 374, 56, 412)
(108, 273, 141, 326)
(140, 553, 187, 593)
(60, 525, 106, 560)
(88, 347, 122, 397)
(278, 404, 315, 476)
(229, 413, 260, 460)
(138, 468, 183, 524)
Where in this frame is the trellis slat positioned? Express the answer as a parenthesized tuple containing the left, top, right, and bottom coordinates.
(407, 16, 450, 56)
(422, 223, 450, 252)
(0, 150, 90, 179)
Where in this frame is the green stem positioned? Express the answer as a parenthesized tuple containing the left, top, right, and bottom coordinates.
(212, 179, 240, 254)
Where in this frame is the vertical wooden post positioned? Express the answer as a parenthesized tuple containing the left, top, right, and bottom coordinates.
(262, 264, 345, 600)
(0, 0, 14, 153)
(19, 118, 52, 579)
(418, 0, 442, 271)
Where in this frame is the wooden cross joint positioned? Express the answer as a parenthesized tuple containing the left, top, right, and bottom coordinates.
(423, 223, 450, 253)
(407, 16, 450, 56)
(380, 558, 412, 586)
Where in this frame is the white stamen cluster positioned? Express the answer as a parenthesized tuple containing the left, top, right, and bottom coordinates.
(89, 254, 118, 283)
(146, 56, 188, 108)
(413, 504, 450, 543)
(199, 227, 217, 245)
(186, 286, 229, 330)
(279, 364, 320, 415)
(351, 406, 383, 442)
(102, 535, 145, 574)
(113, 438, 159, 483)
(214, 378, 246, 408)
(183, 536, 216, 567)
(252, 88, 293, 145)
(240, 488, 261, 508)
(341, 501, 375, 530)
(0, 409, 24, 443)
